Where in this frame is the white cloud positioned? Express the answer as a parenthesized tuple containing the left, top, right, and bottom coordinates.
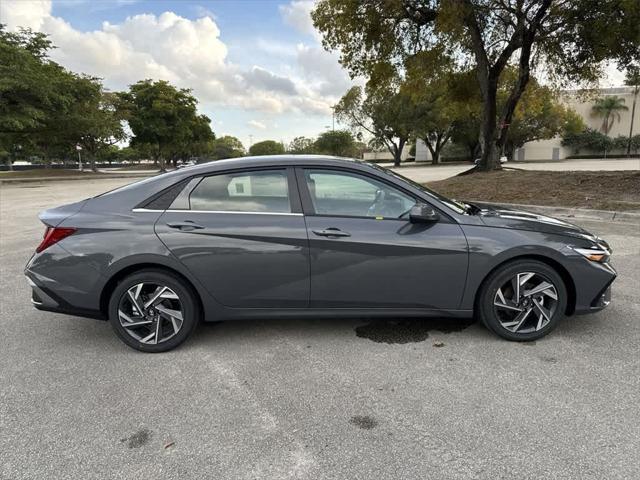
(247, 120, 267, 130)
(0, 0, 51, 30)
(296, 44, 353, 96)
(279, 0, 318, 38)
(0, 0, 338, 117)
(241, 66, 298, 95)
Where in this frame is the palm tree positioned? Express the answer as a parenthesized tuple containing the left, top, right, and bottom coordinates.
(591, 95, 628, 135)
(624, 67, 640, 157)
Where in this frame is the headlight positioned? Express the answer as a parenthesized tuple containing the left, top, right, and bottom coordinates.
(571, 245, 611, 263)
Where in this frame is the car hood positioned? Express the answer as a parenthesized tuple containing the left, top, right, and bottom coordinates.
(471, 202, 599, 242)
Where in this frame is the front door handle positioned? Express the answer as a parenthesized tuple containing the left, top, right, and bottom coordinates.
(312, 228, 351, 238)
(166, 221, 205, 231)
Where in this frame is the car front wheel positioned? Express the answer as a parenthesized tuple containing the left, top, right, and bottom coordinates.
(108, 269, 199, 352)
(478, 260, 567, 341)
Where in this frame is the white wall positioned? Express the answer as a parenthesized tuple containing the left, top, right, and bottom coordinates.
(415, 139, 432, 162)
(362, 144, 413, 162)
(520, 86, 639, 160)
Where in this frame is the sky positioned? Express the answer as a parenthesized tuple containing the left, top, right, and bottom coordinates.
(0, 0, 628, 150)
(0, 0, 355, 149)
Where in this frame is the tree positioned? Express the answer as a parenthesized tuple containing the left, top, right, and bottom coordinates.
(0, 26, 56, 136)
(502, 73, 585, 158)
(625, 66, 640, 156)
(591, 96, 628, 135)
(75, 88, 127, 172)
(210, 135, 245, 159)
(116, 146, 141, 163)
(166, 113, 215, 167)
(312, 0, 640, 171)
(314, 130, 357, 157)
(561, 128, 612, 155)
(404, 55, 476, 164)
(335, 77, 428, 166)
(0, 26, 90, 167)
(119, 80, 213, 172)
(288, 136, 317, 154)
(248, 140, 285, 156)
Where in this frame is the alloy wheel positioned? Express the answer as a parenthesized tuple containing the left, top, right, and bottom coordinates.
(493, 272, 559, 334)
(118, 282, 184, 345)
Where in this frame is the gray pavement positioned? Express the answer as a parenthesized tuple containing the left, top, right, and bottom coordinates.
(1, 178, 639, 480)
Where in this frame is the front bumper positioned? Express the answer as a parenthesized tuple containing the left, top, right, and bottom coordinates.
(588, 284, 613, 312)
(571, 260, 616, 315)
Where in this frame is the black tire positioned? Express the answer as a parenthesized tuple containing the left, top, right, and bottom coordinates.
(108, 269, 200, 352)
(477, 260, 567, 342)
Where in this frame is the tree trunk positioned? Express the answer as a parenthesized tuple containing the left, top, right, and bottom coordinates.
(425, 140, 439, 165)
(467, 143, 480, 162)
(385, 138, 406, 167)
(158, 156, 166, 172)
(628, 85, 638, 157)
(476, 82, 501, 171)
(505, 144, 515, 162)
(393, 145, 402, 167)
(397, 137, 407, 166)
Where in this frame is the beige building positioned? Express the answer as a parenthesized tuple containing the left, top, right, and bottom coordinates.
(416, 86, 639, 162)
(518, 86, 639, 161)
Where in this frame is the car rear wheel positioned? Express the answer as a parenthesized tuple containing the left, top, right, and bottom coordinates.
(108, 270, 199, 352)
(477, 260, 567, 341)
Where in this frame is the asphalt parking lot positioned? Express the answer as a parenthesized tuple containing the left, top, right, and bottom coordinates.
(1, 178, 639, 480)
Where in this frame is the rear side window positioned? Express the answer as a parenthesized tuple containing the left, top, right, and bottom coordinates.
(188, 170, 291, 213)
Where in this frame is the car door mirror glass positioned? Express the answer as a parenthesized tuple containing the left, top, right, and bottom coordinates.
(409, 203, 439, 223)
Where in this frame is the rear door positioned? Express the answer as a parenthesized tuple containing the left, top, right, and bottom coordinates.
(297, 167, 468, 310)
(155, 167, 309, 308)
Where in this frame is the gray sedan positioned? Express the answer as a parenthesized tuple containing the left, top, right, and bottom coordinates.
(25, 155, 616, 352)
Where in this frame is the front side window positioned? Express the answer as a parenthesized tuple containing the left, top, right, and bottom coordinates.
(304, 169, 415, 218)
(188, 170, 291, 213)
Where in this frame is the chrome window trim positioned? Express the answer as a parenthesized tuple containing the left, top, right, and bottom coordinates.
(132, 208, 303, 216)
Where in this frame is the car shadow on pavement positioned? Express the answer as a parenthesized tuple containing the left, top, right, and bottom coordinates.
(187, 316, 480, 348)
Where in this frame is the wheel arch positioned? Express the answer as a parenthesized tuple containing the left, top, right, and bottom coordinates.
(474, 254, 577, 316)
(99, 263, 205, 320)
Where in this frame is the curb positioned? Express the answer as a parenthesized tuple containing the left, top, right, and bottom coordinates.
(483, 201, 640, 225)
(0, 173, 154, 184)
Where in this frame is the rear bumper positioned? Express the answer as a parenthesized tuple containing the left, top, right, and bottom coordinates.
(25, 271, 106, 320)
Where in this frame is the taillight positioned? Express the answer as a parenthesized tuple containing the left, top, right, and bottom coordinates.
(36, 226, 77, 253)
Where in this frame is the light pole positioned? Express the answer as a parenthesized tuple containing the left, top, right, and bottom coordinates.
(76, 144, 83, 171)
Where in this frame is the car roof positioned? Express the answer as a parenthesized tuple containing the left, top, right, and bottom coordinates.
(179, 154, 361, 175)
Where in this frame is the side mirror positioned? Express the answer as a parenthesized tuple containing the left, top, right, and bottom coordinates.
(409, 203, 439, 223)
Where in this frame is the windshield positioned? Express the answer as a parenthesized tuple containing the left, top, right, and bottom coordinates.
(366, 162, 468, 214)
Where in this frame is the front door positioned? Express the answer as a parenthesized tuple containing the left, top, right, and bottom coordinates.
(155, 168, 309, 308)
(297, 167, 468, 310)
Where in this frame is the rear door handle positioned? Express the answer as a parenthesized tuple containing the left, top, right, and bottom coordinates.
(312, 228, 351, 238)
(166, 221, 205, 231)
